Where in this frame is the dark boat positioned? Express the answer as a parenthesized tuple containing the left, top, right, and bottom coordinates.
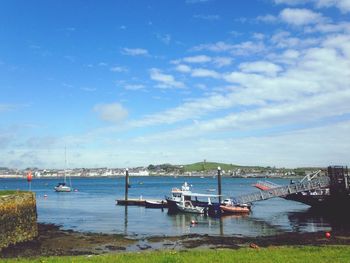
(145, 200, 167, 209)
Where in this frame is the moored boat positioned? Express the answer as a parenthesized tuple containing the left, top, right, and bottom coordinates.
(145, 200, 168, 208)
(176, 200, 206, 214)
(54, 182, 71, 192)
(220, 204, 250, 214)
(55, 147, 72, 192)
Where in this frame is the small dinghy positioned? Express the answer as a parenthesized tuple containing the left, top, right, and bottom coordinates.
(220, 204, 250, 214)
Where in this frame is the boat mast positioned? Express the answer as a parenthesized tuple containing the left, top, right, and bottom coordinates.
(64, 145, 67, 184)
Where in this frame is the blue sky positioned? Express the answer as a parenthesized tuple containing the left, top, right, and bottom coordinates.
(1, 0, 350, 169)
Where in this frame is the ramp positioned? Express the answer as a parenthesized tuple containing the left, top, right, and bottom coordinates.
(232, 176, 330, 205)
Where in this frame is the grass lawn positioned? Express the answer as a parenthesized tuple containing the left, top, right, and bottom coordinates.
(2, 245, 350, 263)
(0, 190, 22, 196)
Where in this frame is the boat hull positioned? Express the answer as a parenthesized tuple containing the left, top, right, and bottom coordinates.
(54, 186, 71, 192)
(220, 205, 250, 214)
(145, 200, 168, 209)
(176, 203, 205, 214)
(285, 193, 350, 211)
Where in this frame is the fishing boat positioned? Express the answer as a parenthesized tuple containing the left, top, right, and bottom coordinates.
(145, 200, 168, 208)
(176, 200, 206, 214)
(166, 182, 192, 210)
(166, 182, 222, 215)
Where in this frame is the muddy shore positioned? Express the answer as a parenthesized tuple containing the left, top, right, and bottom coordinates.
(1, 223, 350, 258)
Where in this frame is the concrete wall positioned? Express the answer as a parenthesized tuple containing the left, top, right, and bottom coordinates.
(0, 192, 38, 250)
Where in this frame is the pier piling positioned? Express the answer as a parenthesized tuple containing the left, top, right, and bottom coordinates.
(125, 168, 129, 202)
(218, 166, 222, 204)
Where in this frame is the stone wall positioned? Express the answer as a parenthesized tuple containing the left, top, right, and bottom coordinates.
(0, 192, 38, 250)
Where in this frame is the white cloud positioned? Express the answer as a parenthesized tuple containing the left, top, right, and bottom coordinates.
(271, 31, 321, 48)
(239, 61, 283, 76)
(275, 0, 350, 13)
(149, 68, 184, 88)
(192, 41, 266, 55)
(175, 64, 192, 73)
(191, 68, 221, 78)
(174, 55, 232, 68)
(256, 14, 278, 23)
(124, 84, 145, 91)
(93, 103, 128, 123)
(191, 41, 235, 52)
(183, 55, 212, 63)
(279, 8, 326, 26)
(315, 0, 350, 13)
(212, 57, 233, 67)
(231, 41, 266, 56)
(121, 48, 149, 56)
(305, 22, 350, 33)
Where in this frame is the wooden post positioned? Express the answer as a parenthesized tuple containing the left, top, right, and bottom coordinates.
(125, 168, 129, 202)
(218, 166, 222, 204)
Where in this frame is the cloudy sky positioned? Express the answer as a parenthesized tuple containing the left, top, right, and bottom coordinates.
(1, 0, 350, 169)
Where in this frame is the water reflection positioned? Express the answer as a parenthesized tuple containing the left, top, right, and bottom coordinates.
(287, 208, 350, 233)
(124, 205, 128, 235)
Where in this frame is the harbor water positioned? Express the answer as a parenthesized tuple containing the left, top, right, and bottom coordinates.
(1, 176, 347, 237)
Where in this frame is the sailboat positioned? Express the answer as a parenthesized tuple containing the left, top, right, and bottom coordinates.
(54, 146, 72, 192)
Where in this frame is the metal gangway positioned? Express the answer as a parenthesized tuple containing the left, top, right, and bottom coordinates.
(232, 172, 330, 205)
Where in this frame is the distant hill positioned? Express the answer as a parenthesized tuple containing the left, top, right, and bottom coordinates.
(183, 162, 240, 172)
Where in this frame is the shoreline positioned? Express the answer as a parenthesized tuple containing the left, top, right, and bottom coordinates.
(1, 223, 350, 258)
(0, 175, 300, 179)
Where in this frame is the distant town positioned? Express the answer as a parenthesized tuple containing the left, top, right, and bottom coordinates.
(0, 161, 326, 179)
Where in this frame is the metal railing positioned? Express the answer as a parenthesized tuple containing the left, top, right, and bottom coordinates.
(232, 176, 330, 205)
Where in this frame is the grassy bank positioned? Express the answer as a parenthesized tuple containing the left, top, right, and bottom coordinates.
(0, 190, 23, 196)
(2, 246, 350, 262)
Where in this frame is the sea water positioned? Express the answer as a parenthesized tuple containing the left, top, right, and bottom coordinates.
(0, 176, 346, 237)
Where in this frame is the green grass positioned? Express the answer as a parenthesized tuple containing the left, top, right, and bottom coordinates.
(2, 246, 350, 263)
(0, 190, 22, 196)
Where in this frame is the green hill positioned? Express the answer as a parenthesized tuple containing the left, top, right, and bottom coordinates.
(183, 162, 239, 172)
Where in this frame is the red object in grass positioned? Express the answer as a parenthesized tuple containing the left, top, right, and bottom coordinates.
(325, 232, 331, 239)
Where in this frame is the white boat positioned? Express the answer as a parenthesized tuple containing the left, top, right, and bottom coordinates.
(54, 182, 71, 192)
(54, 147, 72, 192)
(176, 200, 206, 214)
(166, 182, 221, 215)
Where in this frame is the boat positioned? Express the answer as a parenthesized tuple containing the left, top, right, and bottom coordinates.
(54, 182, 71, 192)
(145, 200, 168, 208)
(166, 182, 193, 210)
(220, 204, 250, 214)
(166, 182, 222, 215)
(176, 200, 206, 214)
(54, 147, 72, 192)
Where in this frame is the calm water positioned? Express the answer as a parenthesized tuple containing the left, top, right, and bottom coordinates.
(0, 176, 347, 237)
